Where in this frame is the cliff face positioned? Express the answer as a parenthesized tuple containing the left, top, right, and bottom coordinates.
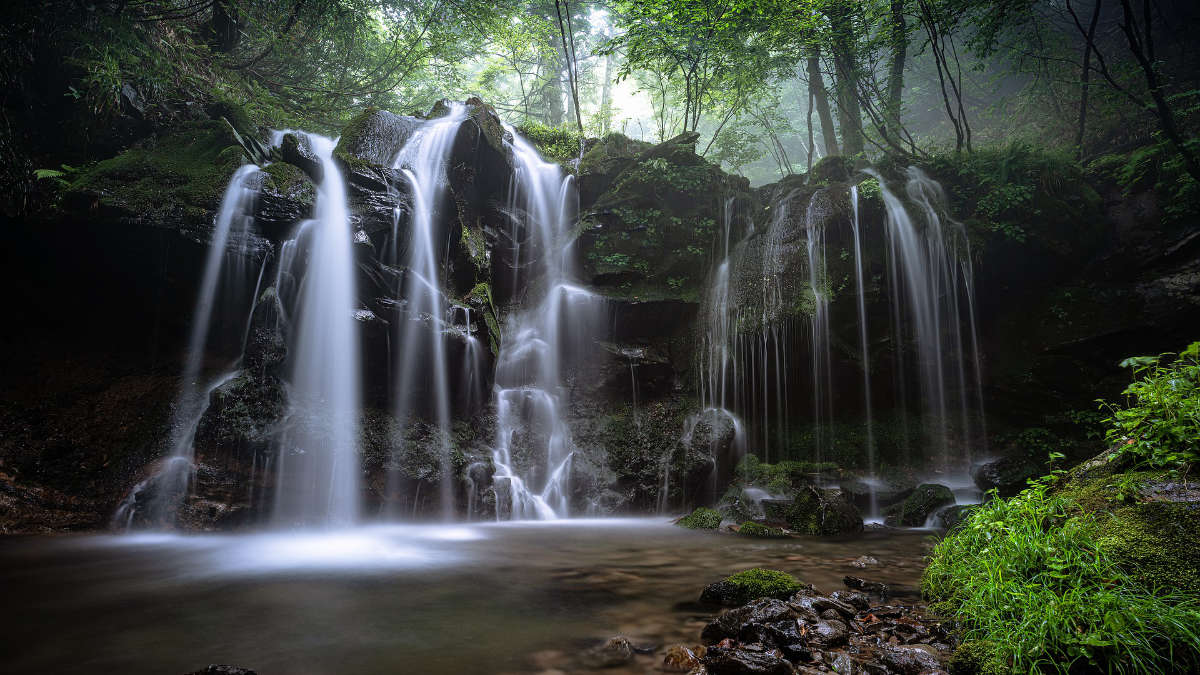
(1, 94, 1196, 532)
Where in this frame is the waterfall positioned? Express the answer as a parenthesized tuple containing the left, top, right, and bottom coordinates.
(389, 103, 468, 520)
(865, 167, 984, 474)
(271, 132, 362, 527)
(692, 196, 748, 492)
(802, 195, 833, 466)
(849, 186, 878, 516)
(490, 128, 602, 520)
(114, 165, 262, 528)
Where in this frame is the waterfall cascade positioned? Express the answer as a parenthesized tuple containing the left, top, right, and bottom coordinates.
(271, 131, 362, 527)
(113, 165, 263, 528)
(696, 167, 986, 487)
(489, 128, 603, 519)
(389, 103, 469, 520)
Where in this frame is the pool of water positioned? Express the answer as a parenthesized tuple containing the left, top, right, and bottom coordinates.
(1, 519, 937, 674)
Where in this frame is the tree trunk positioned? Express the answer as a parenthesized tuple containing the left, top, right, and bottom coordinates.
(827, 7, 864, 157)
(1074, 0, 1103, 158)
(886, 0, 908, 133)
(808, 55, 839, 157)
(599, 51, 613, 134)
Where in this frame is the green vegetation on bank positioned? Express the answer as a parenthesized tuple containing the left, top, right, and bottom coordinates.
(926, 342, 1200, 674)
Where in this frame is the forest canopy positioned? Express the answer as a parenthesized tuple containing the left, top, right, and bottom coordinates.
(3, 0, 1199, 192)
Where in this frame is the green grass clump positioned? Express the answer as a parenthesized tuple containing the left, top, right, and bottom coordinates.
(1099, 342, 1199, 471)
(736, 521, 788, 538)
(677, 506, 722, 529)
(924, 485, 1200, 673)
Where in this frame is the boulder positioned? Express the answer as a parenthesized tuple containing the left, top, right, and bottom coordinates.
(280, 132, 323, 184)
(765, 486, 863, 536)
(334, 108, 420, 166)
(700, 570, 806, 608)
(972, 456, 1042, 497)
(884, 484, 955, 527)
(705, 646, 794, 675)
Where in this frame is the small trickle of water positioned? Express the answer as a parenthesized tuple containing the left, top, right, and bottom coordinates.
(114, 165, 262, 529)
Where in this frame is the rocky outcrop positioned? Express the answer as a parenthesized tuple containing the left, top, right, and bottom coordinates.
(885, 484, 955, 527)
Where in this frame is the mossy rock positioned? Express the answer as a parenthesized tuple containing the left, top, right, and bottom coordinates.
(765, 486, 863, 536)
(699, 568, 805, 606)
(66, 120, 246, 235)
(678, 506, 722, 529)
(334, 107, 418, 167)
(1097, 498, 1200, 596)
(939, 504, 979, 531)
(947, 640, 1007, 675)
(809, 155, 854, 183)
(736, 521, 788, 538)
(884, 483, 954, 527)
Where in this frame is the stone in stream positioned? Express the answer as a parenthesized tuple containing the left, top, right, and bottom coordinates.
(185, 667, 257, 675)
(705, 645, 794, 675)
(849, 555, 879, 568)
(579, 636, 636, 668)
(844, 575, 889, 598)
(884, 484, 955, 527)
(662, 644, 706, 672)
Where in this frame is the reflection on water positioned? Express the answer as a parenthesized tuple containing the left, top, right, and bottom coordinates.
(1, 520, 936, 674)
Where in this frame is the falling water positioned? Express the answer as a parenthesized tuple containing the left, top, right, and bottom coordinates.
(865, 167, 983, 474)
(389, 103, 468, 520)
(849, 185, 878, 516)
(490, 127, 602, 519)
(114, 165, 262, 528)
(802, 195, 833, 465)
(272, 132, 362, 526)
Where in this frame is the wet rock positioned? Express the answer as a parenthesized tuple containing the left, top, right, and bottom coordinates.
(788, 593, 855, 621)
(705, 646, 794, 675)
(843, 576, 889, 598)
(767, 486, 863, 535)
(884, 484, 954, 527)
(185, 666, 257, 675)
(280, 132, 322, 184)
(875, 644, 942, 674)
(830, 591, 871, 611)
(580, 636, 635, 668)
(334, 108, 420, 166)
(849, 555, 879, 568)
(662, 644, 705, 672)
(937, 504, 978, 530)
(809, 619, 850, 649)
(972, 457, 1042, 498)
(702, 598, 796, 643)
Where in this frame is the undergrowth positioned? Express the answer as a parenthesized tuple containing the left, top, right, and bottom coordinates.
(924, 482, 1200, 673)
(1099, 341, 1200, 472)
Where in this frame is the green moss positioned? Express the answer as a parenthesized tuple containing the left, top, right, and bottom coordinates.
(885, 483, 954, 527)
(1098, 501, 1200, 596)
(516, 121, 585, 163)
(678, 506, 722, 529)
(261, 161, 315, 203)
(721, 568, 804, 601)
(736, 521, 788, 538)
(947, 640, 1007, 675)
(69, 120, 245, 225)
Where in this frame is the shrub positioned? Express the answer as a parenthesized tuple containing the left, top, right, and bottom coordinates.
(923, 485, 1200, 673)
(1099, 341, 1200, 471)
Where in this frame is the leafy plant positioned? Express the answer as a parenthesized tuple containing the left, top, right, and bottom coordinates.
(1099, 342, 1200, 472)
(924, 484, 1200, 673)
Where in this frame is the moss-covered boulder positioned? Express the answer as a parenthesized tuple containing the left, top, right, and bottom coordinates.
(764, 486, 863, 536)
(678, 506, 722, 529)
(885, 483, 954, 527)
(700, 568, 805, 606)
(578, 131, 752, 303)
(255, 162, 316, 237)
(972, 456, 1042, 498)
(65, 120, 246, 238)
(334, 107, 419, 167)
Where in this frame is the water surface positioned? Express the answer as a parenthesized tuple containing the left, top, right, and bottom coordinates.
(2, 520, 935, 674)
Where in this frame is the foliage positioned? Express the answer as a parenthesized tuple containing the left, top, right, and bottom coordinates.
(677, 506, 722, 529)
(735, 454, 837, 493)
(1099, 342, 1200, 472)
(736, 521, 787, 538)
(924, 483, 1200, 674)
(516, 121, 584, 162)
